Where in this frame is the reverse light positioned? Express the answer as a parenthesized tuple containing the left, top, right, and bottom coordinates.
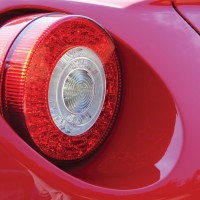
(1, 13, 121, 163)
(49, 46, 106, 136)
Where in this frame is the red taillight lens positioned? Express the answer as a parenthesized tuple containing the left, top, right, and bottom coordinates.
(1, 13, 121, 163)
(0, 14, 45, 114)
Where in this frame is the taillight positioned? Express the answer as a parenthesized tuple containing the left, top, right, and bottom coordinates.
(1, 13, 121, 163)
(0, 14, 45, 114)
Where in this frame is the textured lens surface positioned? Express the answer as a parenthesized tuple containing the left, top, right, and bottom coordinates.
(63, 69, 94, 114)
(48, 47, 106, 136)
(0, 14, 44, 114)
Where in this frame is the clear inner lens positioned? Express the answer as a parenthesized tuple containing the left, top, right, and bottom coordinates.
(48, 47, 106, 136)
(63, 69, 95, 114)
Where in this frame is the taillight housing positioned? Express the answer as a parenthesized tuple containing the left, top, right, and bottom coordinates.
(0, 13, 121, 163)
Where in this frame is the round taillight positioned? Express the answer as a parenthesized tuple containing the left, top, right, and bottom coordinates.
(1, 13, 121, 163)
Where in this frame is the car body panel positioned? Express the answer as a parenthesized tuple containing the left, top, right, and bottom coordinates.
(174, 0, 200, 34)
(0, 0, 200, 199)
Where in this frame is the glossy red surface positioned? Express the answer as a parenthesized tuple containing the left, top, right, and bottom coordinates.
(0, 0, 200, 199)
(0, 145, 35, 199)
(174, 0, 200, 34)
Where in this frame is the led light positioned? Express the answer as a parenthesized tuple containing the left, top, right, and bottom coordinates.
(2, 13, 121, 162)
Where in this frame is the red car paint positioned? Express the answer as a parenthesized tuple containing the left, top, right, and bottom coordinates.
(174, 0, 200, 34)
(0, 0, 200, 199)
